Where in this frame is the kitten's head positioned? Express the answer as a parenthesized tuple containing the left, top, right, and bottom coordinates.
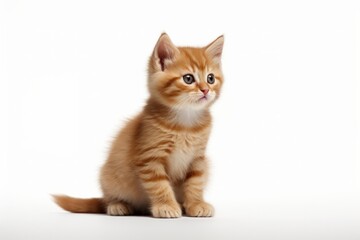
(148, 33, 224, 110)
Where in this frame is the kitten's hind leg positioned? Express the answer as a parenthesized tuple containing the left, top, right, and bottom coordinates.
(106, 201, 134, 216)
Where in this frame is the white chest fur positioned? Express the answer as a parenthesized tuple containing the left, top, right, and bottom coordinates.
(167, 134, 195, 182)
(171, 108, 204, 127)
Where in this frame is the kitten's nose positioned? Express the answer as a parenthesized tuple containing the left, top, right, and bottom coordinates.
(201, 89, 209, 95)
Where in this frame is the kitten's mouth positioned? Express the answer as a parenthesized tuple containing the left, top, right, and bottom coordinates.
(198, 96, 208, 102)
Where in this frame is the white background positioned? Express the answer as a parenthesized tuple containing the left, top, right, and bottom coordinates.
(1, 0, 359, 239)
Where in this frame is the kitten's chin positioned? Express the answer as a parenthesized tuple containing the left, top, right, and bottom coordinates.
(169, 94, 216, 111)
(198, 95, 211, 104)
(186, 99, 215, 110)
(195, 95, 216, 108)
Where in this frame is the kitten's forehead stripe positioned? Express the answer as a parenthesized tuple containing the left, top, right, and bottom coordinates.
(184, 50, 200, 69)
(180, 48, 207, 71)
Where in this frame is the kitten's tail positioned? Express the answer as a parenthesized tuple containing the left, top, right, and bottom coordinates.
(52, 195, 106, 214)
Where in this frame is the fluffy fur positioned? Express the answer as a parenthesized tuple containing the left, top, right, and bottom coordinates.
(54, 33, 224, 218)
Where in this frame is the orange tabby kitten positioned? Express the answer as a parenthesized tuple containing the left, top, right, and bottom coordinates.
(54, 33, 224, 218)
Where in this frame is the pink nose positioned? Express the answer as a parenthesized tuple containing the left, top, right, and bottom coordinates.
(201, 89, 209, 95)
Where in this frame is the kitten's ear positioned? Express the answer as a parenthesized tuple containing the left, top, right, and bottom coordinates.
(205, 35, 224, 64)
(152, 33, 179, 71)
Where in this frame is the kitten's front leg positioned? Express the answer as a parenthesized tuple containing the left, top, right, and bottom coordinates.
(183, 156, 214, 217)
(136, 157, 181, 218)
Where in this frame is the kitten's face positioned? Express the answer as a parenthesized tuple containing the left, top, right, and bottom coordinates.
(148, 34, 224, 110)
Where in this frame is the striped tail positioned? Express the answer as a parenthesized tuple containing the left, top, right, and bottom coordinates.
(53, 195, 105, 213)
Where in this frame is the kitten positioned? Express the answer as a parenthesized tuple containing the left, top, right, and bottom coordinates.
(53, 33, 224, 218)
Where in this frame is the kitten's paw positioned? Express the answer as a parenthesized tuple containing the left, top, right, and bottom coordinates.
(151, 202, 182, 218)
(107, 202, 133, 216)
(185, 202, 214, 217)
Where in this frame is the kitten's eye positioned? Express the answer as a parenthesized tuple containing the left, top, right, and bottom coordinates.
(207, 73, 215, 84)
(183, 74, 195, 84)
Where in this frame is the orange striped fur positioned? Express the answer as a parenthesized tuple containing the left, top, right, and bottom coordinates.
(53, 33, 224, 218)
